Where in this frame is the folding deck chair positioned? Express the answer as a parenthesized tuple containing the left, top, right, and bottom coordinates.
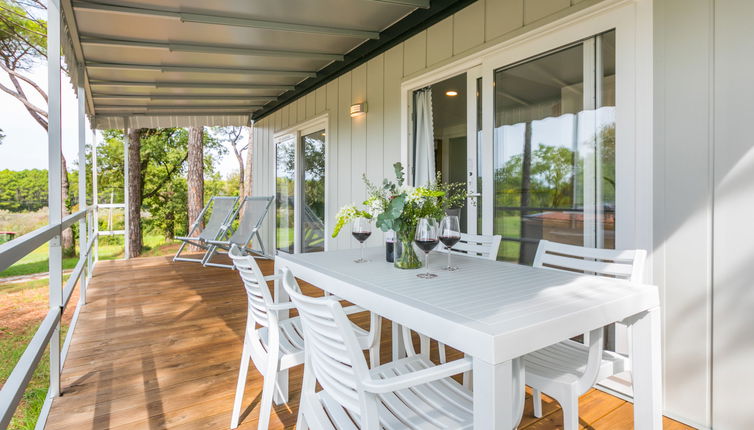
(202, 195, 274, 268)
(173, 196, 239, 263)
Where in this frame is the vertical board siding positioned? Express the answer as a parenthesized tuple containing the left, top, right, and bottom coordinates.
(383, 44, 403, 181)
(351, 65, 368, 214)
(306, 93, 316, 119)
(337, 72, 353, 250)
(486, 0, 524, 41)
(523, 0, 571, 24)
(427, 17, 454, 66)
(403, 31, 428, 76)
(326, 80, 339, 250)
(712, 1, 754, 429)
(653, 1, 713, 425)
(453, 0, 485, 55)
(315, 87, 327, 115)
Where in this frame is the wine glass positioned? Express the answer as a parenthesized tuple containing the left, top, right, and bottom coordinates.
(351, 217, 372, 263)
(439, 215, 461, 271)
(414, 217, 439, 279)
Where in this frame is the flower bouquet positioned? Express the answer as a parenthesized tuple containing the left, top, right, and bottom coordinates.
(332, 162, 467, 269)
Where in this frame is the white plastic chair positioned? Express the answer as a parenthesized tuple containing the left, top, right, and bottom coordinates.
(281, 268, 476, 430)
(525, 239, 646, 430)
(416, 232, 502, 366)
(173, 196, 239, 263)
(228, 246, 381, 429)
(204, 195, 274, 268)
(447, 232, 502, 260)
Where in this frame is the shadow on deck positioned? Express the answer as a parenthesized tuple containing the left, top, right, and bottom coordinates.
(44, 254, 690, 429)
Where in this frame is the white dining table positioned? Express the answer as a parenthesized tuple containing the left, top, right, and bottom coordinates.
(275, 247, 662, 429)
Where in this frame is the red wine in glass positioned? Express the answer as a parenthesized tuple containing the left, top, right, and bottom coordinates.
(352, 231, 372, 242)
(439, 235, 460, 248)
(415, 238, 439, 253)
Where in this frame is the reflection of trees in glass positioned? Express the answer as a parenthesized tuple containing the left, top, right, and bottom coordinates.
(599, 123, 616, 206)
(303, 136, 325, 220)
(494, 143, 576, 209)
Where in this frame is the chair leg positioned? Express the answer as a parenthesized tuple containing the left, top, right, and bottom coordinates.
(438, 342, 447, 364)
(532, 389, 543, 418)
(559, 393, 579, 430)
(273, 369, 288, 405)
(369, 314, 382, 369)
(462, 354, 472, 389)
(230, 342, 251, 429)
(258, 360, 279, 430)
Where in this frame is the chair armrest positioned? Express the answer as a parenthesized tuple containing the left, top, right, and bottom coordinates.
(205, 239, 227, 245)
(343, 305, 366, 315)
(362, 357, 472, 394)
(268, 301, 296, 311)
(264, 274, 282, 281)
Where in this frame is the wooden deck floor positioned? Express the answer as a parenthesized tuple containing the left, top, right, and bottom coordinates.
(45, 254, 691, 430)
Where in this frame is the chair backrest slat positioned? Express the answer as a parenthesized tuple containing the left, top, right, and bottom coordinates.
(449, 233, 502, 260)
(198, 197, 238, 241)
(229, 246, 274, 327)
(281, 269, 371, 416)
(533, 240, 646, 282)
(228, 196, 274, 245)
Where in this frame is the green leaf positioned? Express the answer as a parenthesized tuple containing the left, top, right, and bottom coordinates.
(393, 162, 405, 186)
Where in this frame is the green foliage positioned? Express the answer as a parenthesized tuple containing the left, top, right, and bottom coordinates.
(0, 0, 47, 69)
(0, 169, 48, 211)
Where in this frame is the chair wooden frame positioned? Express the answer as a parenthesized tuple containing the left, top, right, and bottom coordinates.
(525, 239, 646, 430)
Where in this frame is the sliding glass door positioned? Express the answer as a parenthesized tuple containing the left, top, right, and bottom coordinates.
(275, 122, 327, 254)
(491, 31, 616, 263)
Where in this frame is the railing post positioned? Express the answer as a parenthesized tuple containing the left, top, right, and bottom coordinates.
(123, 116, 130, 259)
(47, 0, 62, 398)
(77, 65, 88, 305)
(92, 129, 99, 264)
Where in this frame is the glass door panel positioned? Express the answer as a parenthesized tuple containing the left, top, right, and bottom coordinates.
(301, 129, 326, 253)
(492, 31, 616, 264)
(275, 136, 296, 253)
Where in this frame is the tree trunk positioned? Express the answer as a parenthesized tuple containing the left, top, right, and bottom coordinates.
(127, 128, 143, 257)
(60, 154, 74, 255)
(187, 126, 205, 251)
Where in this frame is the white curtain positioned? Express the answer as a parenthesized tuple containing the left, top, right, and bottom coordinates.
(413, 88, 435, 187)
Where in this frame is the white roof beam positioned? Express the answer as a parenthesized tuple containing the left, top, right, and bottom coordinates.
(79, 36, 344, 61)
(96, 112, 252, 118)
(88, 80, 294, 90)
(72, 1, 379, 39)
(95, 105, 263, 110)
(364, 0, 430, 8)
(87, 62, 317, 78)
(92, 94, 276, 102)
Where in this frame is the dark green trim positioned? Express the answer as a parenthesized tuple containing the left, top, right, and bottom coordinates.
(252, 0, 478, 121)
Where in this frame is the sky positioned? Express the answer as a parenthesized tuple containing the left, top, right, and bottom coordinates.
(0, 63, 243, 176)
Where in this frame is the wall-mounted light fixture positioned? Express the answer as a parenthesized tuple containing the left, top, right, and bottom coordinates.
(350, 102, 367, 117)
(445, 90, 458, 97)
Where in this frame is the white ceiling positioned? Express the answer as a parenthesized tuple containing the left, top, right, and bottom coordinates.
(64, 0, 422, 128)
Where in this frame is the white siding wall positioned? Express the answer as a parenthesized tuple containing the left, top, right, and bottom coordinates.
(655, 0, 754, 428)
(253, 0, 605, 252)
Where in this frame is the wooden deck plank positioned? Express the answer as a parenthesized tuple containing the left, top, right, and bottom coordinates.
(44, 254, 692, 429)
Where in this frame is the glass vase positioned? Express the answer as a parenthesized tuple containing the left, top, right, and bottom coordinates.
(394, 236, 422, 270)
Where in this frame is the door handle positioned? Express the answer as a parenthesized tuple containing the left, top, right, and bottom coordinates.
(467, 193, 481, 198)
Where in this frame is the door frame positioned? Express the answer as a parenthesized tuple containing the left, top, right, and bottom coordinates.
(273, 114, 329, 254)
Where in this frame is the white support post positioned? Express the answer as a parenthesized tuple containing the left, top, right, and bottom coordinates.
(122, 117, 130, 259)
(77, 65, 88, 305)
(92, 129, 99, 263)
(47, 0, 62, 398)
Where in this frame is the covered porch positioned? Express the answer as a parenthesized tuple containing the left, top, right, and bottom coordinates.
(43, 255, 688, 429)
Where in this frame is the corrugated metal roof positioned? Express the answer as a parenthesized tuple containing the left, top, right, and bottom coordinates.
(61, 0, 423, 129)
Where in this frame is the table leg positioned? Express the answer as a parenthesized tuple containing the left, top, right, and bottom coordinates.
(631, 307, 662, 429)
(272, 258, 290, 404)
(473, 357, 524, 429)
(391, 322, 405, 360)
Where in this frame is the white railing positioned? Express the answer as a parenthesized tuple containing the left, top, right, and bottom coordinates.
(0, 206, 98, 429)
